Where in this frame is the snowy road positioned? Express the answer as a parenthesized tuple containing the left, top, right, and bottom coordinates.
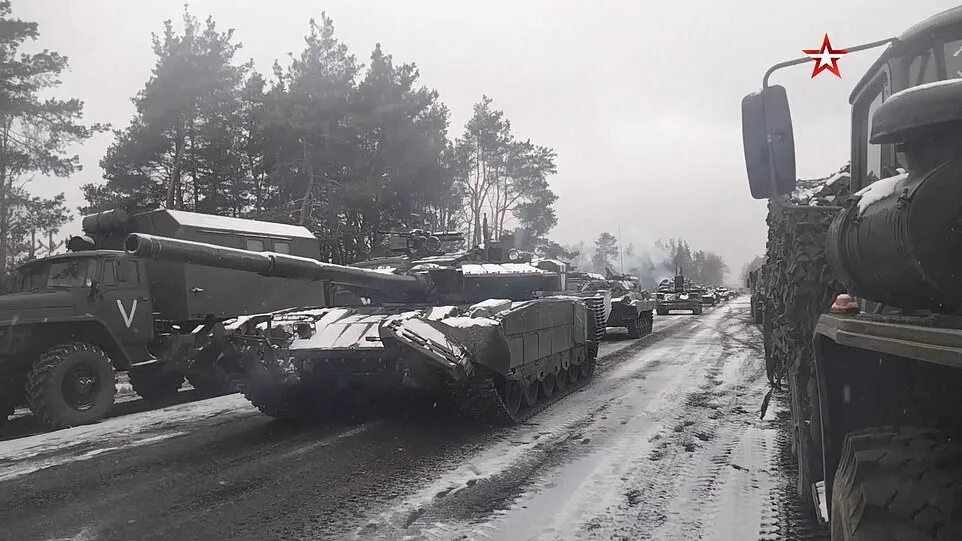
(0, 299, 825, 540)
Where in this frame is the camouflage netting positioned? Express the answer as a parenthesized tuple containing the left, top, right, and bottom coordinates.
(762, 163, 850, 497)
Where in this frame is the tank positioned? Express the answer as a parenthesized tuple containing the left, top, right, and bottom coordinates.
(124, 231, 604, 424)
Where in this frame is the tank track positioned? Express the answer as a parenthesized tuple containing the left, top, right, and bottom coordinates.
(446, 365, 594, 425)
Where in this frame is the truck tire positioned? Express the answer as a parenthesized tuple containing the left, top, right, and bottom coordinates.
(128, 364, 184, 401)
(831, 426, 962, 541)
(27, 343, 116, 428)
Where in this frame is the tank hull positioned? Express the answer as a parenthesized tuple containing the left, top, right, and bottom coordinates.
(221, 297, 600, 424)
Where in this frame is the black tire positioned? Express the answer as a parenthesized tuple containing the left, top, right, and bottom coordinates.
(627, 317, 643, 338)
(831, 426, 962, 541)
(27, 343, 116, 428)
(128, 364, 184, 401)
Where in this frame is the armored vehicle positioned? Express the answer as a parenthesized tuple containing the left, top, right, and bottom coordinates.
(743, 7, 962, 538)
(697, 287, 717, 306)
(125, 230, 603, 425)
(0, 209, 324, 429)
(655, 273, 702, 315)
(603, 270, 655, 338)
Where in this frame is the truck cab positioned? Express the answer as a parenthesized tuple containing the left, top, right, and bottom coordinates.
(742, 7, 962, 538)
(2, 252, 152, 369)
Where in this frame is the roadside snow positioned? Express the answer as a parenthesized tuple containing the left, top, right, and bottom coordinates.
(855, 172, 907, 215)
(0, 394, 256, 482)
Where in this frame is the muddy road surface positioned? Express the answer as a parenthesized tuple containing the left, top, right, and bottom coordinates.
(0, 299, 825, 540)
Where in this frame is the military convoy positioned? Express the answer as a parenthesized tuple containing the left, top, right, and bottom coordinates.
(124, 230, 605, 424)
(743, 6, 962, 538)
(0, 209, 326, 429)
(655, 273, 703, 315)
(565, 269, 655, 339)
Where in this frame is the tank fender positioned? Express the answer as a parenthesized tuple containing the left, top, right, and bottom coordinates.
(380, 318, 484, 382)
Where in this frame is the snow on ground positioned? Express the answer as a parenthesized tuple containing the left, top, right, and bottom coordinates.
(0, 394, 257, 482)
(351, 301, 792, 540)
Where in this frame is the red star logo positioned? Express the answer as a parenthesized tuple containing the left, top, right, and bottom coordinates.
(803, 34, 848, 78)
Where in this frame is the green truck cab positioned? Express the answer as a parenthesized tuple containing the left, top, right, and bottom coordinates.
(0, 209, 325, 430)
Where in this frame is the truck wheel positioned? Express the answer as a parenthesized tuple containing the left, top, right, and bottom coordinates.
(627, 317, 643, 338)
(831, 426, 962, 540)
(128, 364, 184, 401)
(27, 343, 116, 428)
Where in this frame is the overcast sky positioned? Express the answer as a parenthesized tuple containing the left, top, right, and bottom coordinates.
(14, 0, 959, 280)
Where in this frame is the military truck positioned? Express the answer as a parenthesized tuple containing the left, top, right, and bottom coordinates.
(125, 230, 604, 425)
(0, 209, 324, 429)
(742, 7, 962, 539)
(655, 273, 702, 315)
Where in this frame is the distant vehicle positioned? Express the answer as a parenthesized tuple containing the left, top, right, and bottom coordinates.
(699, 287, 717, 306)
(655, 273, 702, 315)
(715, 287, 731, 301)
(603, 270, 655, 338)
(0, 209, 325, 429)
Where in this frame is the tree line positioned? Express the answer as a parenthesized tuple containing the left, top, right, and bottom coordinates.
(0, 4, 558, 269)
(557, 233, 730, 288)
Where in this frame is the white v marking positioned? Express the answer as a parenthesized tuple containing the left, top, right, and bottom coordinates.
(116, 299, 138, 328)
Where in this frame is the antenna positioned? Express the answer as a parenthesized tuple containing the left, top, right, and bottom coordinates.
(618, 219, 624, 274)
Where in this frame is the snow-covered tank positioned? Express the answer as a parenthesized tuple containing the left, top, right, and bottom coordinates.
(125, 230, 603, 424)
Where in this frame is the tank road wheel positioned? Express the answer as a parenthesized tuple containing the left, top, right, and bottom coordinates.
(555, 368, 568, 392)
(539, 373, 557, 399)
(627, 317, 644, 339)
(831, 426, 962, 541)
(128, 364, 184, 402)
(27, 343, 116, 428)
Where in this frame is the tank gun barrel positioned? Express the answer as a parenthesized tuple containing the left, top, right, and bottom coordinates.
(124, 233, 427, 295)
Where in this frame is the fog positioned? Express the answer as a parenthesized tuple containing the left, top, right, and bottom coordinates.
(15, 0, 958, 280)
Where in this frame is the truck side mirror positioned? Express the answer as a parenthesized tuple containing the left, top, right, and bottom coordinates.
(742, 85, 796, 199)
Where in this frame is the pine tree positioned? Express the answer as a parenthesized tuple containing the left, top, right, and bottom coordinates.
(0, 1, 105, 274)
(84, 8, 250, 215)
